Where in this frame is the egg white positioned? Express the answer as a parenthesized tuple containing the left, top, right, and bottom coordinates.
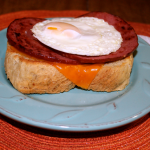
(31, 17, 122, 56)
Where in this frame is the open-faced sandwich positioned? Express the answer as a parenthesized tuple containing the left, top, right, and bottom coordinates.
(5, 12, 138, 94)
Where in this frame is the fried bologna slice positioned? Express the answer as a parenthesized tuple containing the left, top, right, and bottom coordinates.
(5, 43, 133, 94)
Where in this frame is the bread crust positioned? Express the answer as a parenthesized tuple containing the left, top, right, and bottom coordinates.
(89, 54, 133, 92)
(5, 43, 75, 94)
(5, 43, 133, 94)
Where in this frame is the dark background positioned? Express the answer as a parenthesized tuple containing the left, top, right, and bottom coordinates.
(0, 0, 150, 24)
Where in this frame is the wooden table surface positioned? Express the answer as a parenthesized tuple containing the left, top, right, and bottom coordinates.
(0, 0, 150, 24)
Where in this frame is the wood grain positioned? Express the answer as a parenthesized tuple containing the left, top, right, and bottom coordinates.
(0, 0, 150, 23)
(88, 0, 150, 23)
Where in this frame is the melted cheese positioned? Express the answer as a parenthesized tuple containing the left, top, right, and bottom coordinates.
(10, 45, 103, 89)
(53, 63, 103, 89)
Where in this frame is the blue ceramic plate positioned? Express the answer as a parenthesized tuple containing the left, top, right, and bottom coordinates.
(0, 28, 150, 132)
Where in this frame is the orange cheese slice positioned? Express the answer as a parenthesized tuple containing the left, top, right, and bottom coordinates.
(54, 63, 103, 89)
(10, 45, 103, 89)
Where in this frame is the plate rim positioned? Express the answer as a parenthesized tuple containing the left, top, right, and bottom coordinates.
(0, 28, 150, 132)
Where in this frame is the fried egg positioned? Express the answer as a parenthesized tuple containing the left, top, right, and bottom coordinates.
(31, 17, 122, 56)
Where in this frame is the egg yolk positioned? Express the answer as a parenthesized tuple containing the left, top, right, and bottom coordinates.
(45, 22, 81, 38)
